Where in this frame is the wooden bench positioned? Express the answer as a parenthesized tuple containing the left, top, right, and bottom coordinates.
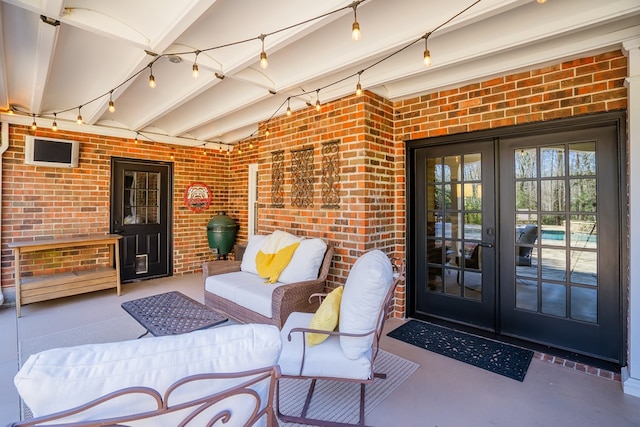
(9, 234, 122, 317)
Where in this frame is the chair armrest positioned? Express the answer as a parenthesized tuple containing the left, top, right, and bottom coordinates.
(202, 260, 241, 279)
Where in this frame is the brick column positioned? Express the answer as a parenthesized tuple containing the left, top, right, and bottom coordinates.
(623, 38, 640, 398)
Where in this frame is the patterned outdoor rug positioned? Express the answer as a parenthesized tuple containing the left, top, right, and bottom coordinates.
(387, 320, 533, 382)
(278, 349, 419, 427)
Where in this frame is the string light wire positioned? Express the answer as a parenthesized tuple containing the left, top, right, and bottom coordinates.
(13, 0, 482, 150)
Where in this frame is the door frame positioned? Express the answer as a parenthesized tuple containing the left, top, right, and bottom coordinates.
(110, 157, 174, 282)
(405, 111, 628, 364)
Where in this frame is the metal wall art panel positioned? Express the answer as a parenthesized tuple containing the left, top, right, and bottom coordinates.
(271, 150, 284, 207)
(321, 140, 340, 208)
(291, 146, 314, 208)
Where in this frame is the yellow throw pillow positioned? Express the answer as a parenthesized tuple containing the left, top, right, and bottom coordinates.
(307, 286, 344, 347)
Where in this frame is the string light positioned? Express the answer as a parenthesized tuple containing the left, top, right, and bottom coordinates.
(148, 64, 156, 89)
(11, 0, 483, 151)
(423, 33, 432, 67)
(192, 51, 200, 78)
(52, 113, 58, 131)
(108, 91, 116, 113)
(76, 106, 83, 125)
(170, 148, 175, 160)
(351, 2, 361, 41)
(134, 132, 139, 144)
(258, 34, 268, 69)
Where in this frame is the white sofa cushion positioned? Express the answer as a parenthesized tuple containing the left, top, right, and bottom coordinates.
(278, 312, 372, 380)
(339, 250, 394, 360)
(240, 234, 268, 274)
(278, 238, 328, 284)
(15, 324, 282, 426)
(206, 271, 283, 318)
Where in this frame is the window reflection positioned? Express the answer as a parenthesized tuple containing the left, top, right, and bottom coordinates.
(123, 171, 160, 225)
(513, 143, 598, 324)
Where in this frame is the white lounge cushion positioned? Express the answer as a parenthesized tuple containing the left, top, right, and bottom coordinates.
(206, 271, 283, 318)
(278, 238, 328, 284)
(339, 250, 394, 360)
(278, 312, 372, 380)
(240, 234, 268, 274)
(15, 324, 282, 426)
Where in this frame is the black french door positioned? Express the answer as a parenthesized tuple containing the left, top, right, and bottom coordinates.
(412, 140, 496, 330)
(408, 113, 624, 363)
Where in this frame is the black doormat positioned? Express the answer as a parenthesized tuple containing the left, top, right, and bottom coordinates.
(387, 320, 533, 382)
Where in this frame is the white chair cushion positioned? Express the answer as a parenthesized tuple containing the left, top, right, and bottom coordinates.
(205, 271, 283, 318)
(15, 324, 282, 426)
(278, 238, 327, 284)
(278, 312, 372, 380)
(339, 250, 394, 360)
(240, 234, 268, 274)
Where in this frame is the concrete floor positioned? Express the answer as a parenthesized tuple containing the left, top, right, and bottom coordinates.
(1, 273, 639, 426)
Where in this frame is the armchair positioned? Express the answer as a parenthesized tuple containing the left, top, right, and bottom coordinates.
(276, 250, 404, 427)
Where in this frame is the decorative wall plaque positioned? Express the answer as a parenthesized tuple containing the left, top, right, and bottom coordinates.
(183, 181, 212, 213)
(271, 150, 284, 207)
(321, 140, 340, 208)
(291, 146, 314, 208)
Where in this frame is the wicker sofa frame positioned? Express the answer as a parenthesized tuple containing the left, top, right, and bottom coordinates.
(10, 366, 280, 427)
(203, 245, 334, 329)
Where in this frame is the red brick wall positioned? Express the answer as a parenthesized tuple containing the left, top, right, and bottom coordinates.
(1, 126, 230, 286)
(252, 92, 402, 288)
(1, 50, 627, 321)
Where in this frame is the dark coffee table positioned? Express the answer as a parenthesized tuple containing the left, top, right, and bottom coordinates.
(121, 291, 228, 337)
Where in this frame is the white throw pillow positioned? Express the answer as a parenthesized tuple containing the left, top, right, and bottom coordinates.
(338, 250, 393, 360)
(278, 238, 328, 284)
(240, 234, 268, 274)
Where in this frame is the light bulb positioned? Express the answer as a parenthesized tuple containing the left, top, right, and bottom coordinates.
(31, 115, 37, 131)
(537, 0, 547, 3)
(149, 74, 156, 89)
(265, 128, 270, 136)
(316, 99, 321, 111)
(356, 82, 362, 96)
(423, 49, 431, 67)
(52, 114, 58, 131)
(76, 108, 83, 125)
(249, 142, 253, 149)
(192, 63, 199, 78)
(352, 21, 361, 41)
(260, 51, 268, 69)
(108, 100, 116, 113)
(287, 105, 292, 116)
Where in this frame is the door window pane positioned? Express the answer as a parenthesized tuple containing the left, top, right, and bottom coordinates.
(570, 178, 596, 212)
(540, 145, 565, 177)
(570, 215, 597, 247)
(541, 282, 566, 317)
(541, 180, 565, 211)
(571, 286, 597, 323)
(516, 279, 538, 311)
(515, 148, 537, 179)
(570, 250, 597, 286)
(123, 170, 160, 225)
(515, 181, 537, 211)
(541, 215, 566, 247)
(569, 141, 596, 176)
(541, 248, 566, 281)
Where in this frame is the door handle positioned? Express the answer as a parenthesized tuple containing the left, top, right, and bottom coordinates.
(478, 242, 494, 248)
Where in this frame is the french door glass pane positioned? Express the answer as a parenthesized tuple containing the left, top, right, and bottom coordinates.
(513, 143, 598, 324)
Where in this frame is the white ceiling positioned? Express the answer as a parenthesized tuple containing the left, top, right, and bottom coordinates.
(0, 0, 638, 149)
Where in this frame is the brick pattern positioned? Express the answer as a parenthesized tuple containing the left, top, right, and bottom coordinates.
(394, 51, 627, 141)
(533, 351, 622, 383)
(1, 126, 229, 286)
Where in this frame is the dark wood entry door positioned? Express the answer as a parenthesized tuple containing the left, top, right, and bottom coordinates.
(411, 140, 497, 330)
(111, 158, 172, 282)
